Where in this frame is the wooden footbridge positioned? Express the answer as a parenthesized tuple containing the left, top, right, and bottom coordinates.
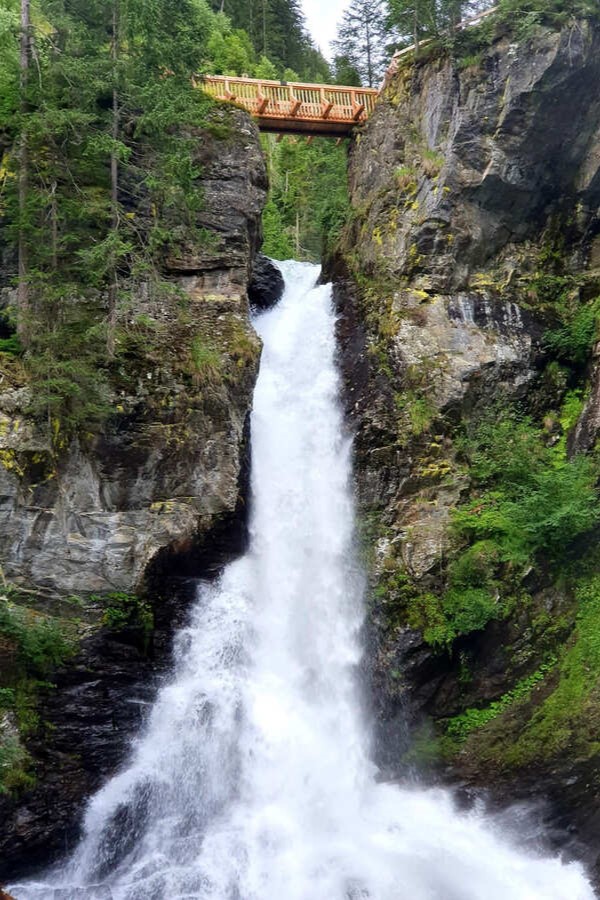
(199, 7, 497, 138)
(199, 75, 379, 137)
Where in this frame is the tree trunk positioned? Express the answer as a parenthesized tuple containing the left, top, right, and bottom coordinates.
(365, 16, 373, 87)
(107, 0, 120, 358)
(413, 9, 420, 58)
(17, 0, 30, 343)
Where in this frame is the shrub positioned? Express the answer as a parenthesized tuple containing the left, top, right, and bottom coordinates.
(100, 591, 153, 638)
(0, 600, 74, 676)
(445, 659, 558, 744)
(0, 733, 34, 795)
(453, 410, 599, 567)
(544, 298, 600, 366)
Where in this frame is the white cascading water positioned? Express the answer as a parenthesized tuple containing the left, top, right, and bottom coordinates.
(12, 262, 596, 900)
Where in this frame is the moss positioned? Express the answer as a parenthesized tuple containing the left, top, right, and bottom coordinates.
(395, 390, 438, 440)
(189, 336, 223, 384)
(485, 576, 600, 769)
(444, 659, 558, 746)
(0, 449, 25, 477)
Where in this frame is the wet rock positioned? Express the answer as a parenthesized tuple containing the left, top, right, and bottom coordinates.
(248, 253, 285, 311)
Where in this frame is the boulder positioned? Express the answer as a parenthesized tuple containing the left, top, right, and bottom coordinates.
(248, 253, 285, 311)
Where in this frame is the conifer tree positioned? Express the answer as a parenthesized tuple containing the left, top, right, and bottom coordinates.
(17, 0, 30, 340)
(332, 0, 389, 87)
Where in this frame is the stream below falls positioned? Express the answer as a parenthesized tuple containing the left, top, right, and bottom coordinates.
(11, 261, 596, 899)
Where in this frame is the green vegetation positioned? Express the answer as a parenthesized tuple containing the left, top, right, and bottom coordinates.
(207, 0, 330, 81)
(434, 573, 600, 772)
(453, 409, 599, 567)
(499, 575, 600, 766)
(395, 390, 438, 439)
(0, 596, 75, 676)
(0, 0, 351, 436)
(382, 1, 600, 71)
(0, 592, 78, 794)
(0, 586, 154, 794)
(388, 405, 600, 650)
(445, 659, 558, 744)
(189, 336, 223, 384)
(100, 590, 154, 638)
(262, 136, 351, 262)
(544, 297, 600, 366)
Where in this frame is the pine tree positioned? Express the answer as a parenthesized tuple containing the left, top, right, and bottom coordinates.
(387, 0, 487, 47)
(332, 0, 389, 88)
(207, 0, 329, 80)
(17, 0, 30, 341)
(386, 0, 430, 45)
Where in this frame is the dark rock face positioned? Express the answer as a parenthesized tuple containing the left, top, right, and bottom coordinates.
(248, 253, 285, 311)
(0, 566, 238, 882)
(331, 16, 600, 882)
(346, 20, 600, 292)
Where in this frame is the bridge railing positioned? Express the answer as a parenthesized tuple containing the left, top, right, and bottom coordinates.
(199, 75, 378, 125)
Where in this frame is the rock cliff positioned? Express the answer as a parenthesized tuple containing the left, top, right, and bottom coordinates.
(331, 15, 600, 880)
(0, 106, 269, 879)
(0, 107, 267, 596)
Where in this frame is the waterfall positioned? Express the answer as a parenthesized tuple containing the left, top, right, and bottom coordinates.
(12, 262, 595, 900)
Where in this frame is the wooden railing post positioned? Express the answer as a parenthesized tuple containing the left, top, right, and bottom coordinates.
(224, 78, 236, 102)
(289, 83, 302, 117)
(351, 90, 365, 122)
(257, 81, 269, 114)
(320, 87, 334, 120)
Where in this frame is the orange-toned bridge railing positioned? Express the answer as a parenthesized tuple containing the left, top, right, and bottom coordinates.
(199, 75, 379, 137)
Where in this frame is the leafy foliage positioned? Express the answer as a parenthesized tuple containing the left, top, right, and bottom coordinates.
(544, 297, 600, 366)
(0, 597, 75, 676)
(262, 136, 350, 261)
(453, 410, 599, 567)
(100, 591, 153, 636)
(206, 0, 330, 81)
(445, 659, 558, 744)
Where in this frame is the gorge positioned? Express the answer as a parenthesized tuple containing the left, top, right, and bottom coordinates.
(2, 2, 600, 896)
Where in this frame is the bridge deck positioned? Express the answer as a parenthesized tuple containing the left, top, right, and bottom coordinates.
(199, 75, 379, 136)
